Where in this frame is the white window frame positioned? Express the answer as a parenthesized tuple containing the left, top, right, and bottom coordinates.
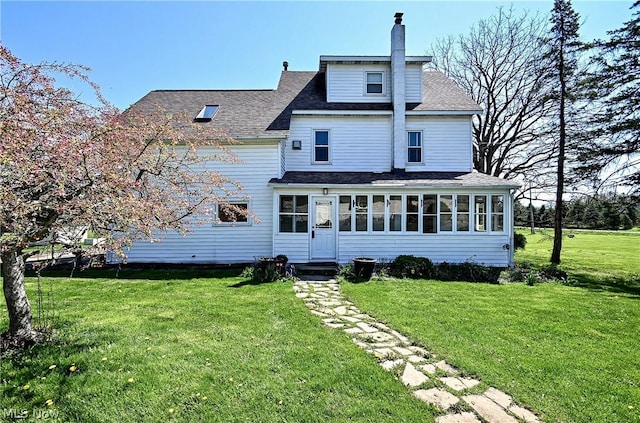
(365, 71, 385, 95)
(312, 129, 331, 164)
(407, 130, 423, 164)
(216, 201, 251, 226)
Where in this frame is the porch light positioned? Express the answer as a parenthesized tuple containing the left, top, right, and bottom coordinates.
(323, 188, 329, 195)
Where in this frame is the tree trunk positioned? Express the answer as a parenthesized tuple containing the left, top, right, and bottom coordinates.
(551, 52, 566, 264)
(1, 250, 40, 346)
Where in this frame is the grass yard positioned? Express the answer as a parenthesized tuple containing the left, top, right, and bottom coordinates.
(342, 230, 640, 423)
(1, 270, 434, 422)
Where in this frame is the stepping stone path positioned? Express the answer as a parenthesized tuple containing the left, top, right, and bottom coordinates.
(294, 277, 541, 423)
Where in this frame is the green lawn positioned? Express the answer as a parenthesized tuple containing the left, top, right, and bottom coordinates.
(1, 270, 434, 422)
(342, 230, 640, 423)
(2, 230, 639, 422)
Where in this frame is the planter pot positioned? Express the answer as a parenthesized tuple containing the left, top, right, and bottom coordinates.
(352, 257, 377, 281)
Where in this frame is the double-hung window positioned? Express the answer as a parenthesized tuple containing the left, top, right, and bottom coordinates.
(407, 131, 422, 163)
(422, 195, 437, 233)
(279, 195, 308, 233)
(366, 71, 384, 94)
(314, 130, 330, 163)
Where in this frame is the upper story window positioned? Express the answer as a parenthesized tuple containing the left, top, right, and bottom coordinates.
(408, 131, 423, 163)
(194, 105, 218, 122)
(314, 130, 330, 163)
(365, 71, 384, 94)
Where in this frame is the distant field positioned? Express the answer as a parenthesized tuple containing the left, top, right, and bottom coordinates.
(515, 228, 639, 290)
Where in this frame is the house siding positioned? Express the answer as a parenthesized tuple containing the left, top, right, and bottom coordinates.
(406, 116, 473, 172)
(119, 143, 279, 264)
(405, 64, 423, 102)
(326, 63, 422, 103)
(286, 115, 392, 172)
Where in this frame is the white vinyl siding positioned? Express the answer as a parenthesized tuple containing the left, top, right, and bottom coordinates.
(405, 64, 423, 102)
(287, 115, 392, 172)
(326, 63, 423, 103)
(121, 143, 279, 264)
(327, 64, 392, 103)
(406, 116, 473, 172)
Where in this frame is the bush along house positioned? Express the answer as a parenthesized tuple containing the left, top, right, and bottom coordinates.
(119, 13, 520, 267)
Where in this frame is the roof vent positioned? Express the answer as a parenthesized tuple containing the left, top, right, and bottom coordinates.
(283, 61, 289, 71)
(194, 105, 218, 122)
(394, 12, 403, 25)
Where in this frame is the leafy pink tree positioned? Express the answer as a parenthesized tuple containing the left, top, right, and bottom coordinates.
(1, 44, 244, 348)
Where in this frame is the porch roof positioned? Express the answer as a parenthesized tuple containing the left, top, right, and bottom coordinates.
(269, 171, 520, 189)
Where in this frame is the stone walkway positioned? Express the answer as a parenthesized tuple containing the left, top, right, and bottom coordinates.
(293, 276, 541, 423)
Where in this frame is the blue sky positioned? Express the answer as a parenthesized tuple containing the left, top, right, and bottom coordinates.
(1, 1, 635, 109)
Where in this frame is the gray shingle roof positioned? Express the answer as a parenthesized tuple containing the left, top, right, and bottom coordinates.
(127, 70, 481, 139)
(269, 171, 520, 189)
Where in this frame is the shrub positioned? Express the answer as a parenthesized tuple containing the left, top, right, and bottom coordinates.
(539, 264, 568, 281)
(514, 232, 527, 250)
(434, 261, 502, 283)
(390, 255, 434, 279)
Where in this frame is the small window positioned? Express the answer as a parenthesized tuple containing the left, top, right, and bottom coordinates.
(408, 131, 422, 163)
(218, 203, 248, 224)
(279, 195, 308, 233)
(366, 72, 384, 94)
(314, 130, 330, 163)
(194, 105, 218, 122)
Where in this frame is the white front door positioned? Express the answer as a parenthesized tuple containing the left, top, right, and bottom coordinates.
(311, 197, 337, 260)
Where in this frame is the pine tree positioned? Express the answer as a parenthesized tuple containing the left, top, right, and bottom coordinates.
(580, 1, 640, 192)
(544, 0, 581, 264)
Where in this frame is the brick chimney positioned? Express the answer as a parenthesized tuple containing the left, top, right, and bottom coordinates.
(391, 12, 406, 171)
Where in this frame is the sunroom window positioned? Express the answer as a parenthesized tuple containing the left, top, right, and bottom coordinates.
(491, 195, 505, 232)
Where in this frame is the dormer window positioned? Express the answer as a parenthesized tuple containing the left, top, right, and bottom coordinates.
(365, 72, 384, 94)
(194, 105, 218, 122)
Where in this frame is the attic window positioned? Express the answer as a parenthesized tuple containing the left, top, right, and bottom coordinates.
(366, 72, 384, 94)
(194, 105, 218, 122)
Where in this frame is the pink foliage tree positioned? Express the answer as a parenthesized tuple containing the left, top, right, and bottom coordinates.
(0, 44, 244, 348)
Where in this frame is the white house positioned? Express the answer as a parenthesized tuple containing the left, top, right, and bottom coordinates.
(121, 13, 519, 267)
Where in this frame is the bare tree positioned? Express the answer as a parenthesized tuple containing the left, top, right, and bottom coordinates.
(429, 7, 558, 195)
